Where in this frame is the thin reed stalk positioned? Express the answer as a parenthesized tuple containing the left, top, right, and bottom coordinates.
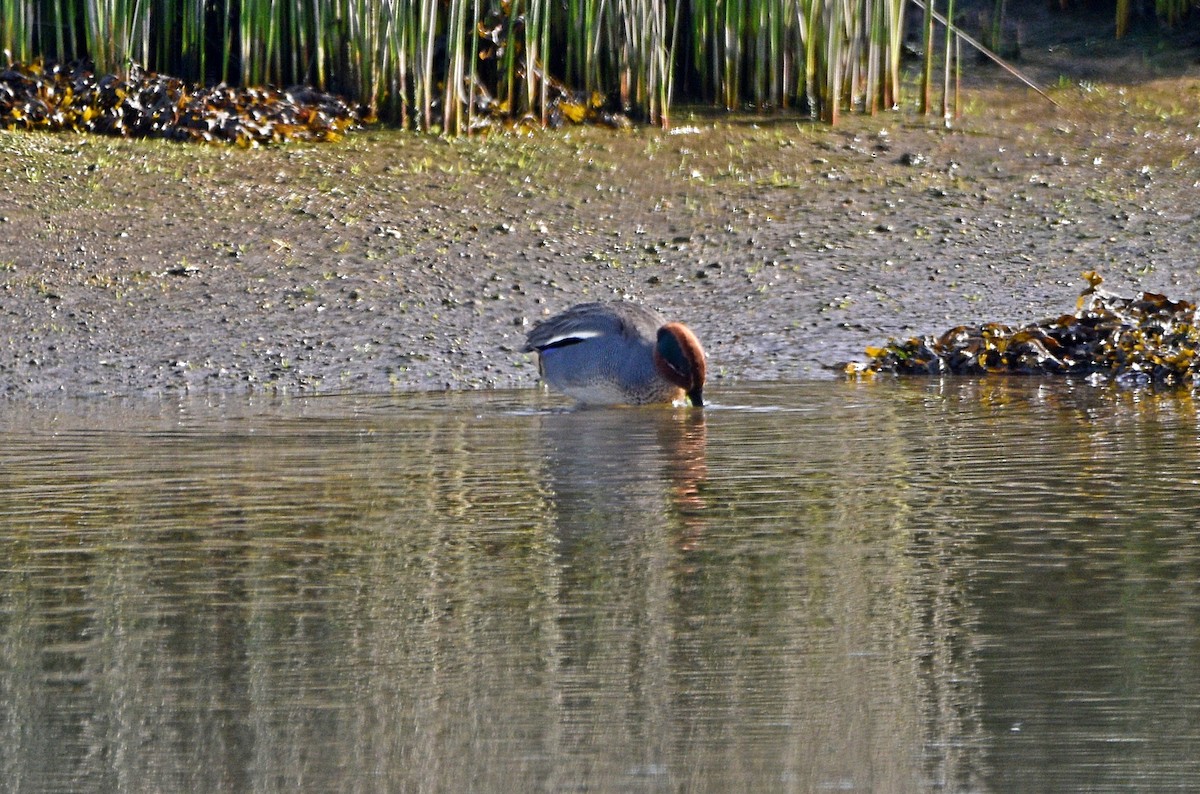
(942, 0, 955, 120)
(419, 0, 437, 130)
(921, 0, 934, 114)
(443, 0, 466, 134)
(538, 0, 550, 123)
(524, 0, 541, 120)
(1, 0, 29, 63)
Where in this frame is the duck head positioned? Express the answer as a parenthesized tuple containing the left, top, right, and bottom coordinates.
(654, 322, 707, 407)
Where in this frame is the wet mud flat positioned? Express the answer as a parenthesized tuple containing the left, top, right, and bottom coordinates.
(1, 43, 1198, 398)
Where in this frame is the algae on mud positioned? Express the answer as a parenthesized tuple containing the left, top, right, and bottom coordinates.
(0, 60, 361, 145)
(0, 57, 634, 145)
(849, 272, 1200, 388)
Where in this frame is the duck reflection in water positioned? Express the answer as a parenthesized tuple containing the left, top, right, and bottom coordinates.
(536, 407, 708, 555)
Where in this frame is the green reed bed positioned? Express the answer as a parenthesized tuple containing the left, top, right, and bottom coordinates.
(1, 0, 1183, 133)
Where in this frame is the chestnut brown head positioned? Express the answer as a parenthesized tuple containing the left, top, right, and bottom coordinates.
(655, 322, 707, 407)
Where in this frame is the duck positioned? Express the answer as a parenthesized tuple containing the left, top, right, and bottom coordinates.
(524, 301, 707, 406)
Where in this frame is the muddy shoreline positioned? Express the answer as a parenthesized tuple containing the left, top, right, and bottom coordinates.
(2, 22, 1198, 399)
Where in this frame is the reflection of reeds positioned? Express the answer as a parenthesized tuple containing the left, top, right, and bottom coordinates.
(0, 1, 1169, 132)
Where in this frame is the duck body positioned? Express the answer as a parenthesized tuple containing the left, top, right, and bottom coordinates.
(524, 302, 706, 406)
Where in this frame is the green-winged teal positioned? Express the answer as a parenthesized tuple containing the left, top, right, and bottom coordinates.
(524, 302, 706, 406)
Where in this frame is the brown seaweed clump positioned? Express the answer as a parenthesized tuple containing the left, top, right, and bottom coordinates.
(847, 272, 1200, 387)
(0, 60, 360, 145)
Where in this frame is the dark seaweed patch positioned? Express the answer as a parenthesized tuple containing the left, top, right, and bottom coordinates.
(848, 272, 1200, 388)
(0, 60, 360, 145)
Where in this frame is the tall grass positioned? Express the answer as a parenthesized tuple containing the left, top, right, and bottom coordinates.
(2, 0, 1178, 132)
(1118, 0, 1196, 36)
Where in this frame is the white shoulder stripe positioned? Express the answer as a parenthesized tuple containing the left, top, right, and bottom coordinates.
(541, 330, 603, 346)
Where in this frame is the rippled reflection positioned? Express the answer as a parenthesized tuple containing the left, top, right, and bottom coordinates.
(1, 381, 1199, 791)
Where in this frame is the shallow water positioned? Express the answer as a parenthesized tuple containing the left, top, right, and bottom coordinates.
(2, 379, 1199, 792)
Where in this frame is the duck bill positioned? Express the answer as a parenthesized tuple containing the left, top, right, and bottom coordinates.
(687, 387, 705, 407)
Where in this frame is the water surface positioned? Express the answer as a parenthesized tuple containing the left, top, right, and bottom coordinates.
(2, 379, 1199, 792)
